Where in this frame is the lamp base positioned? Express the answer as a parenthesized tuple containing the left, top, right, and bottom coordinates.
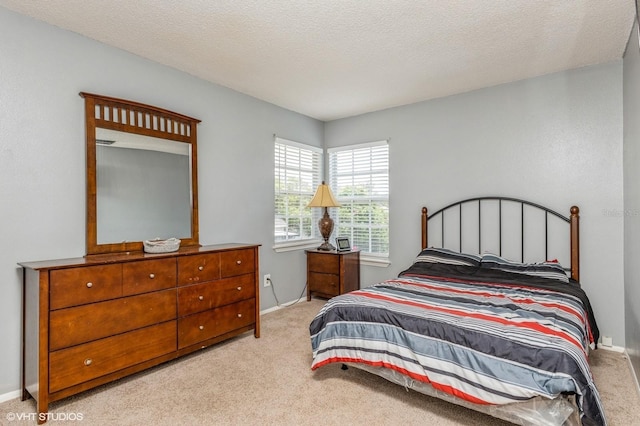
(317, 208, 336, 251)
(317, 241, 335, 251)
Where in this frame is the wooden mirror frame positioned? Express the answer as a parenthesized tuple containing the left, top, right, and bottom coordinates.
(81, 92, 200, 255)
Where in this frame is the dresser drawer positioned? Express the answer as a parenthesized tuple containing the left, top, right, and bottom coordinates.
(49, 289, 177, 351)
(307, 253, 339, 274)
(178, 299, 255, 349)
(122, 258, 176, 296)
(220, 249, 255, 278)
(49, 321, 176, 393)
(177, 274, 255, 317)
(177, 253, 220, 286)
(50, 264, 122, 310)
(309, 272, 339, 296)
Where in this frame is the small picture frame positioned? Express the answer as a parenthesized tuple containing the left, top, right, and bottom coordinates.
(335, 237, 351, 252)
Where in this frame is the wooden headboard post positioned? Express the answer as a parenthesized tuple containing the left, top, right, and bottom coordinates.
(570, 206, 580, 282)
(421, 207, 428, 250)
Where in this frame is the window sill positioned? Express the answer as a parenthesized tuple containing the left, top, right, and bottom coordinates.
(273, 239, 322, 253)
(360, 255, 390, 267)
(273, 241, 391, 268)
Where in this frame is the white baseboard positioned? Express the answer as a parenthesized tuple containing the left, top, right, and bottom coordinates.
(623, 349, 640, 397)
(260, 305, 282, 315)
(599, 344, 626, 353)
(260, 298, 307, 315)
(0, 390, 21, 404)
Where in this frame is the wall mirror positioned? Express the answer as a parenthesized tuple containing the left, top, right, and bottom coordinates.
(81, 92, 200, 255)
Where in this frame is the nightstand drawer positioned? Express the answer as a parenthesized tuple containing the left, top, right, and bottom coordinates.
(308, 272, 339, 295)
(307, 253, 339, 274)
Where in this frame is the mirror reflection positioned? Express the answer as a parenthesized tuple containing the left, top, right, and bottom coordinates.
(95, 128, 192, 244)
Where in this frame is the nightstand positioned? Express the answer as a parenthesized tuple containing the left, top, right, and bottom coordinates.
(306, 249, 360, 300)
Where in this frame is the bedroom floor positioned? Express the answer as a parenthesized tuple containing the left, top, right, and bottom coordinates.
(1, 299, 638, 425)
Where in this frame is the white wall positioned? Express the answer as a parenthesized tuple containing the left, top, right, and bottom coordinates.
(623, 19, 640, 379)
(326, 62, 625, 349)
(0, 7, 323, 396)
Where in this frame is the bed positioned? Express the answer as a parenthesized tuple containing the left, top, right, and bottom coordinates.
(309, 197, 604, 426)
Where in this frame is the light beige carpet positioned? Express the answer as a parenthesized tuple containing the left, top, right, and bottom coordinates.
(1, 299, 639, 425)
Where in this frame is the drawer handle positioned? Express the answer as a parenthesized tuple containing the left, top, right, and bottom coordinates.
(237, 286, 242, 291)
(84, 358, 92, 366)
(199, 325, 204, 330)
(86, 282, 93, 288)
(149, 273, 155, 279)
(198, 295, 204, 301)
(236, 260, 241, 265)
(237, 313, 242, 318)
(198, 266, 204, 271)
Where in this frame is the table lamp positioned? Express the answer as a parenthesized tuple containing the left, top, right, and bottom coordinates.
(307, 181, 341, 250)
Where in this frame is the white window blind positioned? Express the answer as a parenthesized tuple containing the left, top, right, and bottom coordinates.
(274, 137, 322, 247)
(328, 141, 389, 258)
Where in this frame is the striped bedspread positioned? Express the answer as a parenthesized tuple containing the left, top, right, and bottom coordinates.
(309, 261, 604, 426)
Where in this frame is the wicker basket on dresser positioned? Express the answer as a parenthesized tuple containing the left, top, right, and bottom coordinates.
(20, 243, 260, 424)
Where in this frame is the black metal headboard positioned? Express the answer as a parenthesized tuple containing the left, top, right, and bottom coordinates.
(421, 197, 580, 281)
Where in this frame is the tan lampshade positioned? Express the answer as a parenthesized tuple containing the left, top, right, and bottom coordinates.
(307, 181, 341, 208)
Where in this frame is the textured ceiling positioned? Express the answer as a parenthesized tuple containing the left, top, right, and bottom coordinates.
(0, 1, 635, 121)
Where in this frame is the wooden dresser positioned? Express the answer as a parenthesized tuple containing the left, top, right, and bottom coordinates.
(20, 243, 259, 422)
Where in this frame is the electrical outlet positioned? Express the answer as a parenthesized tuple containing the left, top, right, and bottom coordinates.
(263, 274, 271, 287)
(601, 335, 613, 347)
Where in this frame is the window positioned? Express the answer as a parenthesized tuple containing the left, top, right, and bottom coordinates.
(274, 137, 322, 249)
(328, 141, 389, 261)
